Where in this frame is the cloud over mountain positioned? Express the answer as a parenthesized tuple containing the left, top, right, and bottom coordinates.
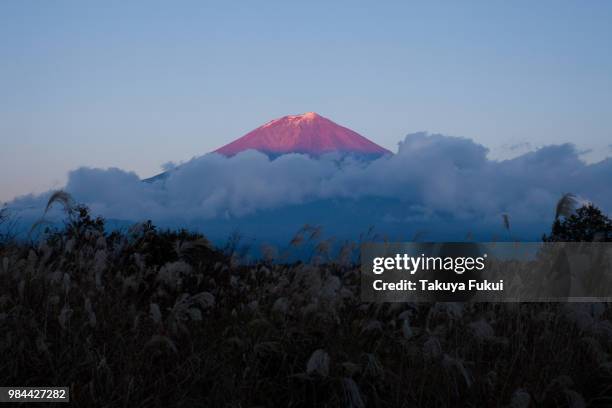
(8, 132, 612, 242)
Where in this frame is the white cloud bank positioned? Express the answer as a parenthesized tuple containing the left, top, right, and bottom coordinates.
(8, 133, 612, 240)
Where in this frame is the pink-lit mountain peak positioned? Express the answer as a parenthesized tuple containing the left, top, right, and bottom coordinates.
(215, 112, 391, 157)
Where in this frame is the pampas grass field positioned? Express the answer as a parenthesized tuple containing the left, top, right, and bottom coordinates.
(0, 196, 611, 407)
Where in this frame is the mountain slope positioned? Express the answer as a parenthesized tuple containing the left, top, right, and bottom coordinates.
(143, 112, 390, 183)
(214, 112, 391, 157)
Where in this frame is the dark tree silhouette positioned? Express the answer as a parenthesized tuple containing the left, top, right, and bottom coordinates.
(543, 204, 612, 242)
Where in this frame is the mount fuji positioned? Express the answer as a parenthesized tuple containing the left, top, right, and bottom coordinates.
(215, 112, 391, 158)
(144, 112, 391, 183)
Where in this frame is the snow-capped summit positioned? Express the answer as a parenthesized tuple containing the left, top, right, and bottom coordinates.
(214, 112, 391, 157)
(143, 113, 390, 183)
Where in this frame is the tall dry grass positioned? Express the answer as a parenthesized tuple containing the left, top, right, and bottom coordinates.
(0, 195, 611, 407)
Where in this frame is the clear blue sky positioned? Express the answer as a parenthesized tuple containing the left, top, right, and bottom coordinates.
(2, 1, 612, 202)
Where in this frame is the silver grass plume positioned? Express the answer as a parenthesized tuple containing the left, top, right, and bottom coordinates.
(502, 213, 510, 231)
(30, 190, 76, 236)
(44, 190, 75, 215)
(555, 193, 577, 220)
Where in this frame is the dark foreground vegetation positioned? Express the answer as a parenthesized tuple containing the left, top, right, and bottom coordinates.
(0, 194, 612, 407)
